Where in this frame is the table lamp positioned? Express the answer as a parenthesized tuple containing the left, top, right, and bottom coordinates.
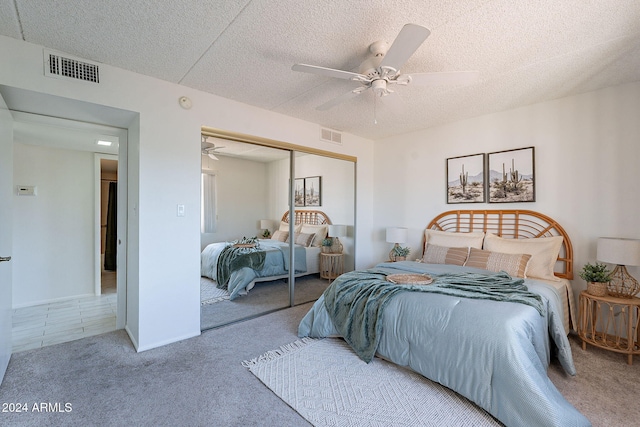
(597, 237, 640, 298)
(260, 219, 272, 238)
(386, 227, 408, 261)
(328, 224, 347, 253)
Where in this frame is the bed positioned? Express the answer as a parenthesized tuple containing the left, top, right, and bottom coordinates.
(298, 210, 590, 427)
(201, 210, 331, 300)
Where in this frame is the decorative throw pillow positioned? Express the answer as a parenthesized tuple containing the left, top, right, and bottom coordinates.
(279, 221, 302, 233)
(424, 229, 485, 252)
(482, 233, 563, 281)
(272, 230, 288, 242)
(300, 224, 328, 247)
(293, 232, 315, 247)
(465, 247, 531, 278)
(422, 245, 469, 266)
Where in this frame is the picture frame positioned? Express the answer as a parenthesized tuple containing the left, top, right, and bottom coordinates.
(304, 176, 321, 207)
(488, 147, 535, 203)
(294, 178, 305, 207)
(446, 153, 486, 204)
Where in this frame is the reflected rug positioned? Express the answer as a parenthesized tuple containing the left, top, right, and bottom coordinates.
(200, 277, 230, 305)
(243, 337, 502, 427)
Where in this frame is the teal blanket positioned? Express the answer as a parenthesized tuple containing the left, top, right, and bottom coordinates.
(323, 269, 543, 363)
(216, 245, 266, 290)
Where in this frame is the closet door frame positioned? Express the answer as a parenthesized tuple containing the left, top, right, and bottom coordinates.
(201, 126, 356, 308)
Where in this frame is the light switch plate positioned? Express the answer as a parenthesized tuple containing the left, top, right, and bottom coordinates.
(17, 185, 36, 196)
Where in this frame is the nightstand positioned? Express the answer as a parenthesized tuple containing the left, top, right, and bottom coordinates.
(320, 253, 344, 283)
(578, 290, 640, 364)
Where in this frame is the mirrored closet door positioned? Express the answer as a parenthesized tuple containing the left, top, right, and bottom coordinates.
(200, 131, 355, 331)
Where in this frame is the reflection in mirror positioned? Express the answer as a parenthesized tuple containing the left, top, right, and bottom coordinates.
(199, 136, 355, 331)
(200, 139, 290, 330)
(289, 152, 355, 305)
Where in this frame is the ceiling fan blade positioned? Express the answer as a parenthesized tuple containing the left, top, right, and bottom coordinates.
(292, 64, 367, 81)
(316, 88, 366, 111)
(408, 71, 479, 86)
(379, 24, 431, 72)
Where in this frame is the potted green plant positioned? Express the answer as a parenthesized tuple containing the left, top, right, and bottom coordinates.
(391, 245, 410, 262)
(321, 237, 333, 253)
(579, 262, 612, 296)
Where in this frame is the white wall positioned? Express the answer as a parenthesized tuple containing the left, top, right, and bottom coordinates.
(200, 154, 270, 249)
(0, 35, 375, 352)
(13, 143, 95, 307)
(374, 81, 640, 300)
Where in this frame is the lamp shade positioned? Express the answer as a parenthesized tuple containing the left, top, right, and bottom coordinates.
(328, 224, 347, 237)
(597, 238, 640, 266)
(386, 227, 408, 244)
(260, 219, 272, 230)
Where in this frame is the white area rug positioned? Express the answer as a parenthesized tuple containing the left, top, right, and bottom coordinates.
(200, 277, 230, 305)
(243, 338, 502, 427)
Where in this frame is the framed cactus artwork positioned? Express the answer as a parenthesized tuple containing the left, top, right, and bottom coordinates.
(488, 147, 535, 203)
(446, 153, 486, 203)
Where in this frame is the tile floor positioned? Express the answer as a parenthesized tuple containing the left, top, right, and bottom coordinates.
(11, 272, 118, 353)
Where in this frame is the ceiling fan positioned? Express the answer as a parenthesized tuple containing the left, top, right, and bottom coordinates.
(292, 24, 478, 112)
(201, 135, 224, 160)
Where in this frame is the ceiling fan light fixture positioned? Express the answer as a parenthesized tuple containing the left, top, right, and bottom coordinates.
(371, 79, 388, 96)
(207, 152, 219, 160)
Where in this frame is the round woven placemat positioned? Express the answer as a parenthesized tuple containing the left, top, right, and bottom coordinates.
(233, 243, 256, 248)
(386, 274, 433, 285)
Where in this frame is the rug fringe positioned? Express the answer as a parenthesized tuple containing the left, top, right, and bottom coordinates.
(200, 295, 230, 306)
(242, 337, 319, 368)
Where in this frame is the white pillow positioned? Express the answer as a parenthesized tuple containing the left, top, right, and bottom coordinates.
(424, 229, 485, 252)
(279, 221, 302, 233)
(300, 224, 328, 247)
(482, 232, 563, 281)
(271, 230, 288, 242)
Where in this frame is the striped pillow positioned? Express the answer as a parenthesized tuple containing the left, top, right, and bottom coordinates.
(422, 245, 469, 266)
(465, 247, 531, 278)
(293, 232, 315, 247)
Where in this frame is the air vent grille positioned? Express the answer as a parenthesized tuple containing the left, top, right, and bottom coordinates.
(45, 52, 100, 83)
(320, 128, 342, 145)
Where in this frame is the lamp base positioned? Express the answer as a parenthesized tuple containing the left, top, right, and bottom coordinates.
(330, 237, 343, 254)
(607, 265, 640, 298)
(389, 243, 399, 262)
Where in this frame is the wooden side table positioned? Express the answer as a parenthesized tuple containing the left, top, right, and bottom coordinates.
(320, 253, 344, 283)
(578, 290, 640, 364)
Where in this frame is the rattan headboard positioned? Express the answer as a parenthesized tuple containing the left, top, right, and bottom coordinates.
(426, 210, 573, 280)
(281, 210, 332, 225)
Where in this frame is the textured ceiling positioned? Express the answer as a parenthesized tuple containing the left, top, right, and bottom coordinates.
(2, 0, 640, 141)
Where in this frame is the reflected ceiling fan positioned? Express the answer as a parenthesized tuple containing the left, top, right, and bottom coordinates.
(292, 24, 478, 113)
(201, 135, 225, 160)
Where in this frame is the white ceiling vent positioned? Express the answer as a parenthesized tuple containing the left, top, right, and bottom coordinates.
(320, 127, 342, 145)
(44, 50, 100, 83)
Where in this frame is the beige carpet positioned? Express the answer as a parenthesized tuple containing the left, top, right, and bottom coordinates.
(244, 337, 502, 427)
(548, 334, 640, 426)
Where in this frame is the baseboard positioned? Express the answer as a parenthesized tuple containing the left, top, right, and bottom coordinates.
(125, 325, 139, 351)
(12, 293, 97, 309)
(134, 330, 201, 353)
